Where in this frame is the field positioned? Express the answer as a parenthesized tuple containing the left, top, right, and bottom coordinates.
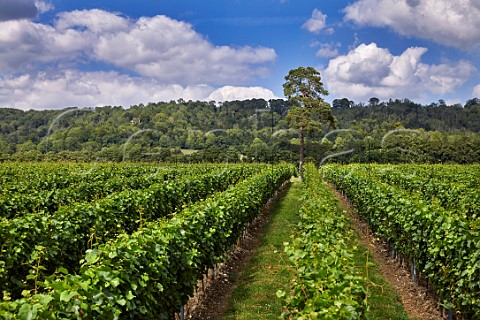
(0, 162, 478, 319)
(0, 162, 294, 319)
(324, 164, 480, 319)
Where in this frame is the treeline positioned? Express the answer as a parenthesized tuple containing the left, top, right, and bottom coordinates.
(332, 97, 480, 132)
(0, 97, 479, 164)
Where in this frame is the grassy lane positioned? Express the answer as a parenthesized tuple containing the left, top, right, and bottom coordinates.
(354, 246, 410, 320)
(332, 186, 410, 320)
(221, 179, 409, 320)
(221, 181, 303, 320)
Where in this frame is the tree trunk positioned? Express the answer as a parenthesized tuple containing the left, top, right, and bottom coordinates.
(299, 127, 305, 175)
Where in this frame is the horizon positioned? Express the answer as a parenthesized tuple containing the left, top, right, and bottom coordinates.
(2, 95, 478, 113)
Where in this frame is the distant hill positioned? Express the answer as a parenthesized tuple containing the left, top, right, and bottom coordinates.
(0, 97, 479, 163)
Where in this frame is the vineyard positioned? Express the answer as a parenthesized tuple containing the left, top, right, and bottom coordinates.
(0, 162, 294, 319)
(324, 164, 480, 319)
(1, 162, 478, 319)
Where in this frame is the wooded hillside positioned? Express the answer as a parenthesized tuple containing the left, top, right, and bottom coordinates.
(1, 97, 479, 163)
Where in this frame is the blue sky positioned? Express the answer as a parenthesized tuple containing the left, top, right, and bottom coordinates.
(0, 0, 479, 110)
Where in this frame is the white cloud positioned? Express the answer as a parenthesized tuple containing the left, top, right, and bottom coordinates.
(0, 9, 277, 85)
(90, 14, 276, 84)
(445, 98, 462, 106)
(34, 1, 53, 14)
(56, 9, 129, 33)
(316, 43, 340, 58)
(0, 19, 94, 72)
(302, 9, 332, 34)
(473, 84, 480, 97)
(323, 43, 476, 101)
(0, 70, 215, 110)
(344, 0, 480, 49)
(0, 8, 279, 109)
(0, 71, 279, 110)
(415, 60, 476, 94)
(207, 86, 277, 102)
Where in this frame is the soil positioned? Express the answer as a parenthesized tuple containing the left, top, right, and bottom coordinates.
(184, 214, 269, 319)
(330, 185, 446, 320)
(179, 182, 447, 320)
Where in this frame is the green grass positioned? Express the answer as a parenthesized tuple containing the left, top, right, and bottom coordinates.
(354, 245, 410, 320)
(221, 182, 303, 320)
(221, 180, 409, 320)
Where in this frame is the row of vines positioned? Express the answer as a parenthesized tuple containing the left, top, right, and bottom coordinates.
(5, 161, 475, 318)
(0, 162, 224, 219)
(278, 163, 367, 319)
(324, 164, 480, 318)
(0, 162, 294, 319)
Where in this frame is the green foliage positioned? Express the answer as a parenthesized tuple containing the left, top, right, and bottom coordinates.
(353, 247, 409, 320)
(0, 164, 294, 319)
(0, 163, 188, 219)
(283, 67, 336, 173)
(285, 105, 335, 134)
(278, 164, 366, 319)
(0, 98, 480, 164)
(283, 66, 335, 134)
(223, 182, 303, 319)
(325, 164, 480, 318)
(0, 163, 264, 300)
(283, 67, 328, 101)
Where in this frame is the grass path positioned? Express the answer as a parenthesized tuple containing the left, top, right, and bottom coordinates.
(221, 182, 303, 319)
(355, 244, 410, 320)
(220, 180, 410, 320)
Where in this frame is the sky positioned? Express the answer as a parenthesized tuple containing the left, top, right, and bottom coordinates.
(0, 0, 479, 110)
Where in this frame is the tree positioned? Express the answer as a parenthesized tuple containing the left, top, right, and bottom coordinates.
(368, 97, 380, 106)
(332, 98, 352, 108)
(465, 98, 480, 108)
(283, 66, 336, 174)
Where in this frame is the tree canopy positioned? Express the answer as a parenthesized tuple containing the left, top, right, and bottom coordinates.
(0, 96, 480, 164)
(283, 66, 335, 173)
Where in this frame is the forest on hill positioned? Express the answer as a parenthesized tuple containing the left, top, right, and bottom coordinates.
(0, 97, 479, 164)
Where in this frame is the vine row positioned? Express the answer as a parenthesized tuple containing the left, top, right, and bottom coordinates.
(0, 165, 261, 300)
(278, 163, 366, 319)
(324, 164, 480, 318)
(0, 164, 294, 319)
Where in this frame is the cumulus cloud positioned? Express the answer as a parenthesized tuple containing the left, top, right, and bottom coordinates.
(0, 71, 280, 110)
(207, 86, 277, 102)
(0, 19, 93, 72)
(55, 9, 129, 33)
(323, 43, 476, 101)
(344, 0, 480, 49)
(0, 9, 276, 85)
(473, 85, 480, 97)
(35, 1, 53, 14)
(89, 14, 276, 84)
(0, 70, 217, 109)
(302, 9, 333, 34)
(0, 8, 279, 109)
(316, 43, 340, 58)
